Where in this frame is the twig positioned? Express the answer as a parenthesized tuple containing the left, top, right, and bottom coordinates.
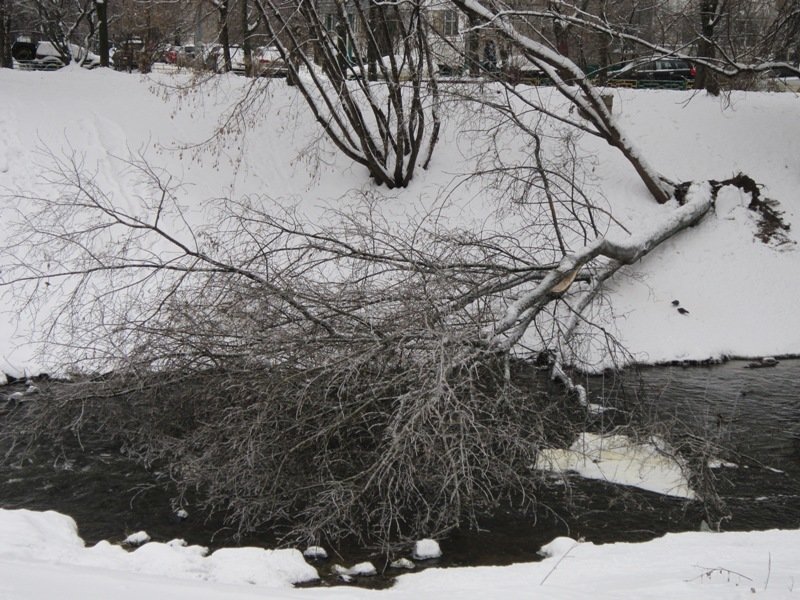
(764, 552, 771, 591)
(687, 565, 753, 583)
(540, 542, 580, 586)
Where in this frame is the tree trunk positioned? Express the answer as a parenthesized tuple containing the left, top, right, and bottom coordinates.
(452, 0, 672, 204)
(336, 15, 348, 72)
(96, 0, 109, 67)
(219, 0, 231, 72)
(367, 0, 378, 81)
(466, 13, 480, 75)
(489, 183, 718, 350)
(0, 0, 11, 69)
(241, 0, 252, 76)
(694, 0, 720, 95)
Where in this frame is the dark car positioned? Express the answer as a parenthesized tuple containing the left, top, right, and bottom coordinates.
(110, 38, 172, 71)
(11, 39, 100, 70)
(607, 57, 696, 83)
(763, 64, 800, 92)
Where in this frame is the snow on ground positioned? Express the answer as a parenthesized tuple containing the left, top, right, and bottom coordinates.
(589, 90, 800, 365)
(1, 508, 798, 599)
(1, 70, 799, 599)
(0, 509, 318, 591)
(1, 69, 799, 375)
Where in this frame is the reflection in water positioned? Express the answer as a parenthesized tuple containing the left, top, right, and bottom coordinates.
(1, 360, 798, 574)
(579, 360, 800, 534)
(627, 361, 799, 476)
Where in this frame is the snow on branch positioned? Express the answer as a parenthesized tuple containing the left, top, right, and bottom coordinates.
(487, 182, 715, 346)
(450, 0, 672, 204)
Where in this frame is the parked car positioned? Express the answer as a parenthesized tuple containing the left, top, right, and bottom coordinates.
(215, 45, 246, 74)
(606, 57, 696, 82)
(501, 53, 547, 84)
(109, 36, 167, 73)
(110, 38, 151, 71)
(345, 53, 439, 80)
(253, 46, 287, 77)
(763, 65, 800, 92)
(162, 45, 179, 64)
(212, 46, 287, 77)
(176, 44, 199, 68)
(11, 40, 100, 70)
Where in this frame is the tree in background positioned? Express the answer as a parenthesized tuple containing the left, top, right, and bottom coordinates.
(211, 0, 232, 71)
(0, 0, 10, 67)
(95, 0, 108, 66)
(766, 0, 800, 62)
(250, 0, 441, 187)
(28, 0, 95, 62)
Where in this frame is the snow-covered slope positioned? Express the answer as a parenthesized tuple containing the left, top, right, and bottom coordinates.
(1, 67, 799, 375)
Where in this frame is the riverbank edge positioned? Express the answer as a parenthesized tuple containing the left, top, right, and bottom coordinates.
(4, 351, 800, 386)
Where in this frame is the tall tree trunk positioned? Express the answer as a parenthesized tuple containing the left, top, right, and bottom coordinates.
(465, 14, 480, 75)
(286, 20, 302, 87)
(138, 4, 153, 73)
(550, 1, 570, 59)
(367, 0, 378, 81)
(335, 15, 348, 72)
(96, 0, 109, 67)
(241, 0, 252, 76)
(219, 0, 231, 72)
(694, 0, 720, 95)
(0, 0, 11, 69)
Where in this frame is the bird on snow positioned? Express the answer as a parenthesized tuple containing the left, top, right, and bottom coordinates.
(671, 300, 680, 306)
(677, 307, 690, 315)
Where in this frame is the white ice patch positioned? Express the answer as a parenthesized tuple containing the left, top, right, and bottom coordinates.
(535, 433, 696, 499)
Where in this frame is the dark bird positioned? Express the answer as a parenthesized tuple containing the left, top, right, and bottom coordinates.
(671, 300, 680, 306)
(677, 307, 690, 315)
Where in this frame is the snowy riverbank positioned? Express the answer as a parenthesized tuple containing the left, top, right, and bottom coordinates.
(1, 508, 798, 599)
(1, 67, 799, 376)
(2, 67, 800, 599)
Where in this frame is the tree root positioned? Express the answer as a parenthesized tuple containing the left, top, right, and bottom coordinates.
(677, 173, 791, 245)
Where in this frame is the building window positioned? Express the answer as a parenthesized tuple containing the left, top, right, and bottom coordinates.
(443, 10, 459, 36)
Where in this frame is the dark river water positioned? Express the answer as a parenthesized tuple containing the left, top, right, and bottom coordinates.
(1, 359, 798, 582)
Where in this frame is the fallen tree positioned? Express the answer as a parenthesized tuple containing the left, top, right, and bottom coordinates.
(0, 2, 775, 549)
(0, 138, 763, 547)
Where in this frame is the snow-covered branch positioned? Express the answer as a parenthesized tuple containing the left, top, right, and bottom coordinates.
(499, 1, 800, 78)
(450, 0, 672, 204)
